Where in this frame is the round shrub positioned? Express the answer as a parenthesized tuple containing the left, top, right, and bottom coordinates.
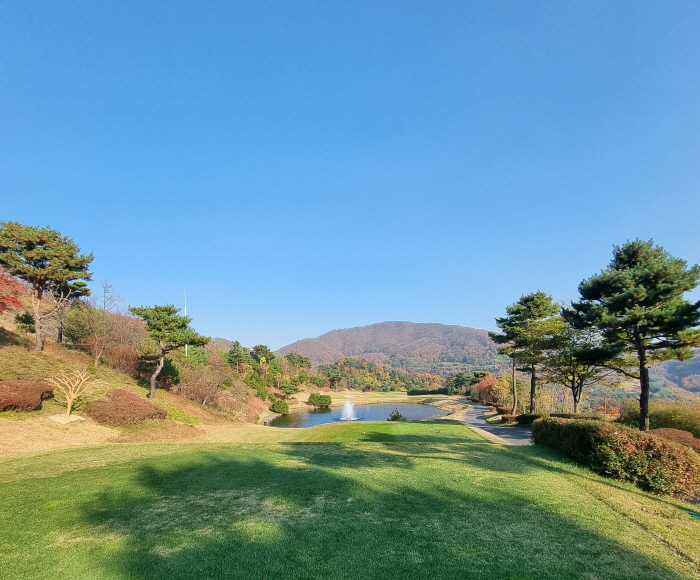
(0, 380, 53, 412)
(270, 400, 289, 415)
(308, 393, 332, 408)
(85, 389, 167, 426)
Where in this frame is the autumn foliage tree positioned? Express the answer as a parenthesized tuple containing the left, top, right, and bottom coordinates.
(0, 267, 24, 314)
(0, 222, 93, 351)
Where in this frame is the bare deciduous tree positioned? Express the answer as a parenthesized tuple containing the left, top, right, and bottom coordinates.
(65, 282, 125, 366)
(48, 370, 101, 417)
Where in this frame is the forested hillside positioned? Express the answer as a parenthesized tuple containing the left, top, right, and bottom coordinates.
(652, 350, 700, 393)
(277, 321, 510, 376)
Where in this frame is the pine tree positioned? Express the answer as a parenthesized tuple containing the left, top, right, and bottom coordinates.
(0, 222, 92, 351)
(490, 291, 563, 413)
(565, 239, 700, 430)
(129, 305, 210, 399)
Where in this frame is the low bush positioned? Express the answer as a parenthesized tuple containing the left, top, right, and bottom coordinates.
(651, 428, 700, 453)
(496, 406, 518, 415)
(407, 387, 455, 396)
(270, 400, 289, 415)
(85, 389, 167, 426)
(388, 409, 406, 421)
(308, 393, 332, 408)
(515, 412, 602, 425)
(532, 417, 700, 498)
(0, 380, 53, 412)
(620, 399, 700, 438)
(501, 414, 517, 424)
(514, 413, 541, 425)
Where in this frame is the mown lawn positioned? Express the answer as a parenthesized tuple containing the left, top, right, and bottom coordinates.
(1, 421, 699, 580)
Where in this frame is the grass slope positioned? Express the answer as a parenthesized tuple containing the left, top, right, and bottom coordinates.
(2, 422, 699, 580)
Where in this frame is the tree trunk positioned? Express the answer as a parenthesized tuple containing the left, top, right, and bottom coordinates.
(634, 327, 650, 431)
(32, 290, 42, 352)
(94, 346, 104, 368)
(149, 352, 165, 399)
(638, 348, 650, 431)
(530, 367, 537, 414)
(511, 359, 518, 414)
(572, 382, 581, 414)
(58, 322, 63, 343)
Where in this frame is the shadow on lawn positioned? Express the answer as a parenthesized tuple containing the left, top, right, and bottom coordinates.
(78, 445, 691, 580)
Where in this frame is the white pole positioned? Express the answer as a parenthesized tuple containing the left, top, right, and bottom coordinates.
(184, 289, 188, 357)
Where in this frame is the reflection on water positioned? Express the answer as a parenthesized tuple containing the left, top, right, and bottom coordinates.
(269, 402, 448, 428)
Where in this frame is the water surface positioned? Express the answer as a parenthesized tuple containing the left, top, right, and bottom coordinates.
(269, 402, 448, 428)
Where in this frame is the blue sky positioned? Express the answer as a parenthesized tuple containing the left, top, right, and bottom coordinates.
(2, 1, 699, 349)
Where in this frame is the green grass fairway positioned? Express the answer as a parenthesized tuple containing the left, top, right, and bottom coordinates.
(1, 421, 699, 580)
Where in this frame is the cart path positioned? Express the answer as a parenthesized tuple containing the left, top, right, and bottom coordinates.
(462, 403, 533, 445)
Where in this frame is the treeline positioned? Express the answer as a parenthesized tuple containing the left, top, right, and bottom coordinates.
(317, 357, 443, 392)
(0, 221, 332, 421)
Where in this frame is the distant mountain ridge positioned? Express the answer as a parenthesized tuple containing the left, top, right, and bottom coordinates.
(276, 321, 509, 377)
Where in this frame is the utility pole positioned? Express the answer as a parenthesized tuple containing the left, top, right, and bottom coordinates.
(184, 289, 188, 357)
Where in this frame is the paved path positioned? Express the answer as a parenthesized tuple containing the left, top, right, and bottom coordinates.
(462, 403, 533, 446)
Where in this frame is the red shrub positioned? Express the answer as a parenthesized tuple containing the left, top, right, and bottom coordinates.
(0, 380, 53, 411)
(85, 389, 167, 426)
(501, 414, 517, 424)
(652, 428, 700, 453)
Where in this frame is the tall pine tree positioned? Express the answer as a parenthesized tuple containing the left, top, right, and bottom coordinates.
(490, 291, 563, 413)
(565, 239, 700, 430)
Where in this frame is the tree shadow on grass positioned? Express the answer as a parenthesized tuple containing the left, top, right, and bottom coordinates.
(279, 443, 534, 476)
(71, 445, 696, 580)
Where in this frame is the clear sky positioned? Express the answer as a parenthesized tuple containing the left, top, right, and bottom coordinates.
(2, 1, 699, 349)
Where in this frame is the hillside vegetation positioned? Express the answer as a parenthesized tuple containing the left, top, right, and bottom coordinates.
(277, 321, 509, 376)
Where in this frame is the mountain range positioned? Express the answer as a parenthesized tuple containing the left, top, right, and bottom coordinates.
(276, 321, 509, 377)
(276, 321, 700, 397)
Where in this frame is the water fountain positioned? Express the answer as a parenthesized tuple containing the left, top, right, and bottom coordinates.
(339, 400, 359, 421)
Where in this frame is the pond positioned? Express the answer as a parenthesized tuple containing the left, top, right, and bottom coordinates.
(269, 402, 449, 428)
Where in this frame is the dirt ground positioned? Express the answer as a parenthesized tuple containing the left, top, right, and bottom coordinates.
(0, 416, 120, 456)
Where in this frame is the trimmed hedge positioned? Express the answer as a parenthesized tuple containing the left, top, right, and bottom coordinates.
(532, 417, 700, 498)
(85, 389, 167, 426)
(0, 380, 53, 412)
(407, 387, 455, 396)
(501, 414, 518, 424)
(620, 399, 700, 438)
(652, 428, 700, 453)
(514, 412, 603, 425)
